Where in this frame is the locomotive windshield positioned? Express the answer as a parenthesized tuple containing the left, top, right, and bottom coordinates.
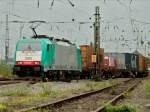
(18, 42, 41, 51)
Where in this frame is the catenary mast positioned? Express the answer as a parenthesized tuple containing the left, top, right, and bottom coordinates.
(94, 6, 101, 78)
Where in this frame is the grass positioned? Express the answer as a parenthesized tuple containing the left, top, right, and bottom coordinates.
(35, 80, 119, 99)
(85, 80, 118, 91)
(0, 103, 14, 112)
(5, 80, 119, 105)
(38, 83, 59, 97)
(86, 81, 107, 91)
(0, 79, 123, 111)
(0, 103, 11, 112)
(7, 96, 45, 106)
(105, 104, 136, 112)
(0, 85, 29, 97)
(143, 79, 150, 97)
(0, 103, 6, 110)
(0, 64, 13, 77)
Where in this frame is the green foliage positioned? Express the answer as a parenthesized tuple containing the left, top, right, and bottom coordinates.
(105, 104, 136, 112)
(0, 64, 13, 77)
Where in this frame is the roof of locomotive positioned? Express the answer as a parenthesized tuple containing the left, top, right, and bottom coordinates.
(17, 37, 53, 44)
(16, 36, 77, 48)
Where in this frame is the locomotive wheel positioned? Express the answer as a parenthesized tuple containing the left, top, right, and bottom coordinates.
(56, 74, 60, 80)
(45, 77, 49, 82)
(41, 72, 48, 82)
(15, 72, 24, 77)
(64, 73, 71, 82)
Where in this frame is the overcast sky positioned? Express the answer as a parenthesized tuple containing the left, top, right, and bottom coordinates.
(0, 0, 150, 58)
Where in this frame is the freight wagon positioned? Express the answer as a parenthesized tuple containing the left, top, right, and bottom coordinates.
(138, 54, 148, 77)
(102, 53, 118, 79)
(80, 45, 104, 79)
(13, 35, 82, 81)
(102, 52, 148, 79)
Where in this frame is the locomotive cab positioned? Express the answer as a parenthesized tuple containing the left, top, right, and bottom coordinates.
(13, 38, 49, 77)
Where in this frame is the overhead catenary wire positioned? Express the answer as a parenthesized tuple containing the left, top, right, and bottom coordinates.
(0, 16, 125, 24)
(58, 0, 92, 20)
(132, 19, 150, 25)
(1, 0, 150, 55)
(67, 0, 75, 8)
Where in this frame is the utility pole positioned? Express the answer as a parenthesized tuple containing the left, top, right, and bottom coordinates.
(5, 14, 9, 64)
(19, 24, 24, 38)
(94, 6, 101, 78)
(145, 42, 147, 57)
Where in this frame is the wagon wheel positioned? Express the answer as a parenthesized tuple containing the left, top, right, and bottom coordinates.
(100, 72, 106, 79)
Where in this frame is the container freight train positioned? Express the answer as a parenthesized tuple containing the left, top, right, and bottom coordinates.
(80, 45, 148, 79)
(13, 36, 148, 80)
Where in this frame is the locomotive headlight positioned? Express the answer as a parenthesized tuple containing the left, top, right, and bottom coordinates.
(34, 61, 40, 65)
(16, 61, 22, 65)
(35, 61, 38, 64)
(20, 61, 23, 64)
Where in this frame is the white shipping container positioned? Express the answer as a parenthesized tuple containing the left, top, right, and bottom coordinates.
(105, 53, 126, 69)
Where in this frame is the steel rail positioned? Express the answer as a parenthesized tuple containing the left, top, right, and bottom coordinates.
(92, 79, 141, 112)
(0, 77, 40, 85)
(0, 81, 22, 86)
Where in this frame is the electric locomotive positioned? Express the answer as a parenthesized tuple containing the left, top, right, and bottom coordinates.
(13, 35, 82, 81)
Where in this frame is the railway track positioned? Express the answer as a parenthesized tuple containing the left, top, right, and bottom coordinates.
(92, 79, 140, 112)
(17, 78, 140, 112)
(0, 77, 42, 86)
(0, 80, 23, 86)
